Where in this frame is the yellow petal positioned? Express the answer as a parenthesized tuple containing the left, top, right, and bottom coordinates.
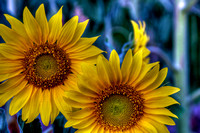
(65, 90, 94, 103)
(50, 89, 59, 124)
(64, 19, 89, 49)
(65, 118, 82, 128)
(35, 4, 49, 43)
(145, 114, 176, 126)
(67, 36, 98, 53)
(138, 118, 157, 133)
(121, 49, 132, 84)
(97, 126, 105, 133)
(109, 50, 122, 84)
(80, 62, 97, 78)
(146, 118, 170, 133)
(0, 61, 22, 74)
(52, 86, 72, 118)
(21, 98, 31, 121)
(0, 24, 27, 50)
(73, 115, 96, 129)
(75, 121, 97, 133)
(143, 67, 168, 93)
(26, 88, 42, 123)
(0, 73, 23, 90)
(143, 86, 180, 100)
(133, 62, 159, 85)
(9, 85, 33, 115)
(0, 44, 25, 59)
(144, 108, 178, 118)
(144, 97, 180, 108)
(136, 64, 159, 91)
(96, 55, 112, 87)
(64, 98, 92, 108)
(23, 7, 42, 44)
(70, 107, 94, 119)
(131, 126, 143, 133)
(48, 6, 63, 44)
(128, 49, 143, 84)
(131, 20, 139, 41)
(4, 14, 32, 46)
(69, 46, 104, 60)
(40, 89, 52, 126)
(0, 78, 27, 107)
(0, 70, 21, 82)
(58, 16, 78, 48)
(77, 75, 100, 97)
(91, 124, 101, 133)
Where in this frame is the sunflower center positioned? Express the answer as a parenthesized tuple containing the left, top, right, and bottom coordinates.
(102, 95, 133, 126)
(35, 55, 58, 78)
(94, 84, 144, 131)
(23, 42, 71, 89)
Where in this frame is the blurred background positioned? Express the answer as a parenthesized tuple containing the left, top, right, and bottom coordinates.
(0, 0, 200, 133)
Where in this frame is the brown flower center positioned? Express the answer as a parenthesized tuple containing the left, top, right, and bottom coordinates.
(94, 84, 144, 131)
(22, 42, 71, 90)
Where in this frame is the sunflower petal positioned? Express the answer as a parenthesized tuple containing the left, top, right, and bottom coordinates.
(0, 61, 22, 74)
(0, 75, 24, 93)
(138, 118, 158, 133)
(69, 46, 104, 60)
(75, 121, 97, 133)
(40, 89, 52, 126)
(109, 50, 122, 84)
(65, 90, 94, 103)
(73, 115, 96, 129)
(67, 36, 98, 53)
(64, 98, 92, 108)
(144, 97, 180, 108)
(143, 67, 168, 93)
(136, 64, 159, 91)
(146, 118, 170, 133)
(70, 107, 94, 119)
(96, 55, 113, 87)
(128, 49, 143, 84)
(143, 86, 180, 100)
(0, 78, 27, 107)
(48, 6, 63, 44)
(35, 4, 49, 43)
(9, 85, 33, 115)
(50, 89, 59, 124)
(144, 108, 178, 118)
(0, 24, 27, 50)
(0, 44, 25, 59)
(145, 114, 176, 126)
(64, 19, 89, 49)
(52, 86, 72, 118)
(133, 62, 159, 85)
(26, 88, 42, 123)
(23, 7, 42, 44)
(4, 14, 32, 46)
(0, 70, 21, 82)
(58, 16, 78, 48)
(121, 49, 132, 84)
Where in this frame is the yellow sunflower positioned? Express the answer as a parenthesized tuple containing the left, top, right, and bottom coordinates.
(0, 4, 103, 126)
(131, 20, 150, 63)
(64, 49, 180, 133)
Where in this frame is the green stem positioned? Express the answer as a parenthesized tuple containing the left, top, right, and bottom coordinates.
(174, 0, 190, 133)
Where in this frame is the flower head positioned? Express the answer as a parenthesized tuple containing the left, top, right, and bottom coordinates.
(131, 20, 150, 63)
(0, 4, 103, 126)
(64, 49, 180, 132)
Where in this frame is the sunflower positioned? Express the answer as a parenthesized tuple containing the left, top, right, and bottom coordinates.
(64, 49, 180, 133)
(131, 20, 150, 63)
(0, 4, 103, 126)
